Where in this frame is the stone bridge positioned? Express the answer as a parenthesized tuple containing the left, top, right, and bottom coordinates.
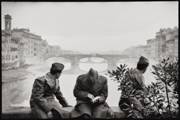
(46, 53, 130, 73)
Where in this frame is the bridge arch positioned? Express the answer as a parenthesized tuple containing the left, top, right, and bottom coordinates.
(45, 54, 129, 73)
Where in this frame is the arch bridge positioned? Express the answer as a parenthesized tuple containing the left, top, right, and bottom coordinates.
(45, 53, 130, 73)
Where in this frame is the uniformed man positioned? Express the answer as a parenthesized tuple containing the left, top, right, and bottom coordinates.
(119, 56, 150, 118)
(30, 63, 71, 119)
(71, 68, 114, 119)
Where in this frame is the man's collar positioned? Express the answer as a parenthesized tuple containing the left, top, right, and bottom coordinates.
(45, 72, 58, 88)
(46, 72, 56, 81)
(136, 68, 144, 74)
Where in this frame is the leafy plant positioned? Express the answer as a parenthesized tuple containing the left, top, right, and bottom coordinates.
(151, 57, 178, 117)
(107, 64, 130, 91)
(146, 82, 166, 114)
(107, 57, 178, 118)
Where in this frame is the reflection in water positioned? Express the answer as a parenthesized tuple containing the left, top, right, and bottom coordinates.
(90, 57, 105, 63)
(2, 57, 157, 112)
(80, 58, 89, 62)
(80, 63, 108, 72)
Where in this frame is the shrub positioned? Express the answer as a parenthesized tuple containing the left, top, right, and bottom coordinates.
(107, 57, 178, 118)
(151, 57, 178, 118)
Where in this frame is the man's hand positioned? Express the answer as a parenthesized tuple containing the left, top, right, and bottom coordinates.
(47, 111, 53, 118)
(87, 93, 94, 101)
(92, 96, 101, 103)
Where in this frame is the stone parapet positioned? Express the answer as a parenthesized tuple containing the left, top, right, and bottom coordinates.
(2, 106, 126, 119)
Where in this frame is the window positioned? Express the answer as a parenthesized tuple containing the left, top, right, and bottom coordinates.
(11, 47, 18, 51)
(2, 56, 5, 61)
(11, 38, 19, 44)
(7, 55, 9, 60)
(8, 55, 10, 60)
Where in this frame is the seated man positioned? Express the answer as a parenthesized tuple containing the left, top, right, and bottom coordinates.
(71, 68, 114, 119)
(30, 63, 71, 119)
(119, 56, 150, 118)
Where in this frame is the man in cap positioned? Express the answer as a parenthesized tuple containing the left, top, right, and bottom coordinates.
(119, 56, 150, 118)
(71, 68, 114, 119)
(30, 63, 71, 119)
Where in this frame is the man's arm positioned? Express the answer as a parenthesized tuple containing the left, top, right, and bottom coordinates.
(73, 76, 93, 101)
(31, 79, 51, 113)
(55, 86, 69, 107)
(98, 78, 108, 103)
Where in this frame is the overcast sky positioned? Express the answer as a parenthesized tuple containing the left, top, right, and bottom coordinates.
(1, 2, 178, 53)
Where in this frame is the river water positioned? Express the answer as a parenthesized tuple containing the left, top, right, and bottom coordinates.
(2, 57, 158, 112)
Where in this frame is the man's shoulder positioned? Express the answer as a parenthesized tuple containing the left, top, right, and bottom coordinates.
(129, 68, 137, 72)
(35, 75, 46, 82)
(99, 75, 107, 83)
(128, 68, 139, 76)
(77, 74, 87, 81)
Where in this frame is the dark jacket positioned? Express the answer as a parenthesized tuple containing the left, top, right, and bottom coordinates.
(71, 72, 113, 118)
(30, 72, 69, 113)
(73, 73, 108, 105)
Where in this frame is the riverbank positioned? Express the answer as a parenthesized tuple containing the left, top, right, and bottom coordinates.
(2, 64, 34, 112)
(2, 64, 32, 83)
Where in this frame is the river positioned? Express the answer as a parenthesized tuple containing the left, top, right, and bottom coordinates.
(2, 57, 158, 112)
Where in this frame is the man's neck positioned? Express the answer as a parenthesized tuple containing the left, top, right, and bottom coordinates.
(48, 72, 56, 81)
(137, 69, 144, 74)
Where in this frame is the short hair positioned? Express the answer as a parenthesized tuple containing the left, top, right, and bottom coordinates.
(137, 56, 149, 70)
(50, 63, 64, 75)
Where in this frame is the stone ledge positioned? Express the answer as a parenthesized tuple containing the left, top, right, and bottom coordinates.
(2, 106, 126, 119)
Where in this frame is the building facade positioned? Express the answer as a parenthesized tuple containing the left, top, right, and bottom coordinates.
(47, 45, 61, 58)
(122, 45, 149, 58)
(123, 27, 178, 61)
(40, 40, 49, 60)
(12, 28, 46, 64)
(146, 38, 158, 60)
(2, 15, 19, 70)
(165, 27, 178, 58)
(155, 27, 178, 61)
(2, 14, 63, 70)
